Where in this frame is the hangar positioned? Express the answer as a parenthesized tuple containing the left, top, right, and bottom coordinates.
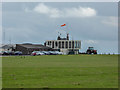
(15, 43, 53, 55)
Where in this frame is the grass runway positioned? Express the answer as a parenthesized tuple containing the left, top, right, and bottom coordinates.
(2, 55, 118, 88)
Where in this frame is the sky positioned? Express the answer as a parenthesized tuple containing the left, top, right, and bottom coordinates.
(2, 2, 118, 54)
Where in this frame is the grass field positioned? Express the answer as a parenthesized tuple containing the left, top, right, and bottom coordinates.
(2, 55, 118, 88)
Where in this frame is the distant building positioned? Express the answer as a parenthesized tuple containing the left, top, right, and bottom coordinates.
(15, 43, 53, 55)
(0, 44, 16, 51)
(44, 34, 81, 55)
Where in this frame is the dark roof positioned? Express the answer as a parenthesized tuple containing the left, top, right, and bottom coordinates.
(2, 44, 14, 49)
(57, 36, 69, 40)
(16, 44, 51, 49)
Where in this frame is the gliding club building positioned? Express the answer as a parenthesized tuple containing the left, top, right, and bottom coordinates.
(44, 33, 81, 55)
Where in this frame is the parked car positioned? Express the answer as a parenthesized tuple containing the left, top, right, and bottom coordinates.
(14, 51, 22, 55)
(48, 51, 57, 55)
(36, 51, 45, 55)
(8, 51, 15, 55)
(0, 51, 4, 55)
(42, 51, 50, 55)
(54, 51, 63, 55)
(31, 51, 37, 56)
(3, 51, 9, 55)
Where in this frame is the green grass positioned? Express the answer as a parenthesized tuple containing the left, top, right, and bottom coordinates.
(2, 55, 118, 88)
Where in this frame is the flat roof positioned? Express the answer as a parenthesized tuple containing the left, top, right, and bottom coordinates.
(45, 40, 81, 42)
(16, 44, 52, 49)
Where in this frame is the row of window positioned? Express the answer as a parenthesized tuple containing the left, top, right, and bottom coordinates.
(46, 41, 81, 49)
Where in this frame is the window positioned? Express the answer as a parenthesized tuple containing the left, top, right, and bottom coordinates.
(55, 41, 58, 47)
(62, 41, 64, 48)
(69, 41, 71, 48)
(59, 41, 61, 48)
(52, 41, 54, 48)
(75, 41, 77, 48)
(66, 41, 68, 48)
(72, 41, 74, 48)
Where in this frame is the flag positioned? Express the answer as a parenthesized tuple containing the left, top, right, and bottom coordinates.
(61, 24, 66, 27)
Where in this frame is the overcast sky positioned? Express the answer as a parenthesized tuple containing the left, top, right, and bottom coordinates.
(2, 2, 118, 54)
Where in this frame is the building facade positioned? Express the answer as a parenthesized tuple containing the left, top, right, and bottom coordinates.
(44, 34, 81, 55)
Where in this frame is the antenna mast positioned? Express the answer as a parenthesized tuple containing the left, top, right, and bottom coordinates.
(9, 35, 11, 45)
(3, 28, 5, 45)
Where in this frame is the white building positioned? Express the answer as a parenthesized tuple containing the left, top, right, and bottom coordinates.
(44, 34, 81, 55)
(0, 44, 16, 51)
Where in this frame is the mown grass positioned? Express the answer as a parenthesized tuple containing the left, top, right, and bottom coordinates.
(2, 55, 118, 88)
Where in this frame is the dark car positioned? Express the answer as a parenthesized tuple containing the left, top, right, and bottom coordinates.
(14, 51, 22, 55)
(3, 51, 9, 55)
(8, 51, 15, 55)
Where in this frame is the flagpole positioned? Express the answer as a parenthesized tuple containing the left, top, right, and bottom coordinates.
(61, 23, 67, 36)
(65, 23, 73, 40)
